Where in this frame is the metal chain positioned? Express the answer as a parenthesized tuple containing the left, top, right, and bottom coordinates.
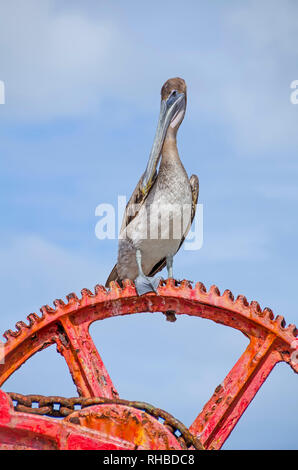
(7, 392, 204, 450)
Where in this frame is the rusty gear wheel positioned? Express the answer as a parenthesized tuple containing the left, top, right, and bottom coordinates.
(0, 279, 297, 450)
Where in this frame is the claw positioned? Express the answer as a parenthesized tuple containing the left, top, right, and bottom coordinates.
(135, 274, 163, 295)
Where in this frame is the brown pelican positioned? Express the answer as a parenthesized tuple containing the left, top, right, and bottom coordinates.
(106, 77, 199, 295)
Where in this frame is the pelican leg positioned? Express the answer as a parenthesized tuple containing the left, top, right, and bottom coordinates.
(135, 249, 162, 295)
(166, 254, 173, 279)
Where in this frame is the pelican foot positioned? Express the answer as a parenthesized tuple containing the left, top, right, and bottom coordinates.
(135, 274, 162, 296)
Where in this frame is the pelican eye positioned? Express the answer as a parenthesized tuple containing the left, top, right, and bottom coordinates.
(166, 89, 179, 107)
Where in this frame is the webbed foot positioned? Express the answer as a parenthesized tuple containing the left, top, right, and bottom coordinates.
(135, 274, 163, 295)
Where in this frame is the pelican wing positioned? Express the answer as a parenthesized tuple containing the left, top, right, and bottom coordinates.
(105, 170, 158, 287)
(178, 174, 199, 251)
(119, 170, 157, 234)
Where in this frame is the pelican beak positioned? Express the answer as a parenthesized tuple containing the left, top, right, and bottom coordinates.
(141, 92, 185, 195)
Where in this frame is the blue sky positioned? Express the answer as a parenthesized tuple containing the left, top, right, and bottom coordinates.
(0, 0, 298, 449)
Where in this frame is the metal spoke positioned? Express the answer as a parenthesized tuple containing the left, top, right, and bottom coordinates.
(58, 316, 118, 398)
(189, 334, 281, 449)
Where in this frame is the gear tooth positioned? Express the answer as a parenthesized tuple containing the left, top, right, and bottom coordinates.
(5, 328, 20, 338)
(107, 281, 126, 299)
(53, 299, 65, 309)
(66, 292, 79, 304)
(179, 279, 193, 289)
(122, 279, 137, 296)
(108, 281, 122, 296)
(3, 330, 15, 341)
(209, 285, 220, 296)
(195, 282, 207, 293)
(122, 279, 133, 287)
(250, 300, 261, 315)
(286, 324, 298, 337)
(263, 307, 274, 320)
(26, 313, 40, 327)
(40, 304, 55, 316)
(95, 284, 108, 296)
(81, 288, 93, 298)
(223, 289, 234, 302)
(39, 306, 46, 318)
(235, 294, 249, 307)
(165, 278, 176, 288)
(95, 283, 110, 302)
(15, 321, 28, 332)
(275, 315, 286, 329)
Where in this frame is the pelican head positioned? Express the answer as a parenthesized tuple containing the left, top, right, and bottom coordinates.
(142, 77, 187, 194)
(161, 77, 187, 130)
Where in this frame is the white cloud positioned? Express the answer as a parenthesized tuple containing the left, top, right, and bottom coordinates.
(187, 0, 298, 154)
(0, 0, 166, 120)
(0, 0, 122, 119)
(1, 0, 298, 153)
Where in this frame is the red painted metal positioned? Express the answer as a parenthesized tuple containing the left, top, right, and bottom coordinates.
(0, 391, 182, 450)
(0, 278, 297, 450)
